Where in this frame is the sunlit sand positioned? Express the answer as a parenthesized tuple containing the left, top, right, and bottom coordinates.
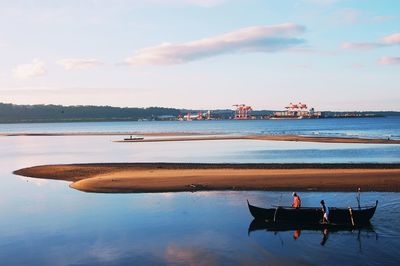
(14, 163, 400, 193)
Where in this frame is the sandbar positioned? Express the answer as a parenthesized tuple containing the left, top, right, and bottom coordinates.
(1, 132, 399, 144)
(115, 135, 400, 144)
(14, 163, 400, 193)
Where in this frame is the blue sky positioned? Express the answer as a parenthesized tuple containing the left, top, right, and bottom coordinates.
(0, 0, 399, 110)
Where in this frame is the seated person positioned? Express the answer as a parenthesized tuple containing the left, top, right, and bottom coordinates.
(292, 192, 301, 208)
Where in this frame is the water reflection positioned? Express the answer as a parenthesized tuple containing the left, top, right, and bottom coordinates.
(1, 132, 400, 265)
(248, 219, 377, 249)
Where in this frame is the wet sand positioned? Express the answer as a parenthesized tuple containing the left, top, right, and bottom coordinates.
(114, 135, 400, 144)
(14, 163, 400, 193)
(1, 132, 399, 144)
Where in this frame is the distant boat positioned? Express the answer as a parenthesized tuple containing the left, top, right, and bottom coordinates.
(123, 136, 144, 141)
(269, 116, 304, 120)
(247, 200, 378, 226)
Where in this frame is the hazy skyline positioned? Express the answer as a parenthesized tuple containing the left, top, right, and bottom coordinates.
(0, 0, 399, 111)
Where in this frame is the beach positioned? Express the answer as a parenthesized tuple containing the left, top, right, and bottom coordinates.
(14, 163, 400, 193)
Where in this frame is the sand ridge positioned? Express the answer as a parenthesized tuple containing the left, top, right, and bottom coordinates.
(114, 134, 400, 144)
(14, 163, 400, 193)
(1, 132, 399, 144)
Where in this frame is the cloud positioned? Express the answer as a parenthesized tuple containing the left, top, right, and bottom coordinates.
(340, 42, 381, 50)
(303, 0, 341, 5)
(342, 32, 400, 50)
(382, 33, 400, 45)
(13, 59, 46, 79)
(336, 8, 361, 24)
(174, 0, 227, 7)
(124, 23, 306, 65)
(331, 8, 396, 26)
(57, 58, 104, 70)
(371, 16, 395, 23)
(378, 56, 400, 65)
(164, 245, 219, 265)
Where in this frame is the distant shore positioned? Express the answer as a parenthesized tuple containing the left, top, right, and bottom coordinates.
(14, 163, 400, 193)
(1, 132, 399, 144)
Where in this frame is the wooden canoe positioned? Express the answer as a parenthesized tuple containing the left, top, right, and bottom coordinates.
(247, 200, 378, 226)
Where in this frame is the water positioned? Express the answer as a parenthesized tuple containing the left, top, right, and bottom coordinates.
(1, 119, 400, 265)
(1, 116, 400, 140)
(1, 190, 399, 265)
(1, 135, 400, 164)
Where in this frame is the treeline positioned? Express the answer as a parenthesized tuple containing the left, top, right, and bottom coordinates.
(1, 102, 399, 123)
(322, 111, 400, 118)
(0, 103, 181, 123)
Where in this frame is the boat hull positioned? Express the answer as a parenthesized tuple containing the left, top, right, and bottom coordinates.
(247, 200, 378, 226)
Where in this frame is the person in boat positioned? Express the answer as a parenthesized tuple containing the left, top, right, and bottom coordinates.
(292, 192, 301, 208)
(320, 200, 329, 223)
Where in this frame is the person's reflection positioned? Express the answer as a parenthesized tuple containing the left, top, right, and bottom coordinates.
(293, 229, 301, 240)
(320, 228, 330, 246)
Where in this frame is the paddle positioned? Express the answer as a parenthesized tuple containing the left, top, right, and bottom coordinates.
(348, 207, 355, 227)
(273, 193, 283, 222)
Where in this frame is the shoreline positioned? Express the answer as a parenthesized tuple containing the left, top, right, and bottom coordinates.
(114, 135, 400, 144)
(1, 132, 399, 144)
(14, 163, 400, 193)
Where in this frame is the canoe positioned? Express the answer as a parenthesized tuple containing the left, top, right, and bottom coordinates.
(247, 200, 378, 226)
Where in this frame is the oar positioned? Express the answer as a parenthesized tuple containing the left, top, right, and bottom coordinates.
(273, 207, 279, 222)
(273, 193, 283, 222)
(348, 207, 355, 227)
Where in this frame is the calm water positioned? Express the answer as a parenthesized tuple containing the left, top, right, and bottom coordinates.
(1, 116, 400, 140)
(1, 119, 400, 265)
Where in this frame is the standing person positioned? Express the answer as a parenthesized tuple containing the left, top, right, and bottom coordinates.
(320, 200, 329, 223)
(292, 192, 301, 208)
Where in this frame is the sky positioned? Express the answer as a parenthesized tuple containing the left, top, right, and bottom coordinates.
(0, 0, 399, 111)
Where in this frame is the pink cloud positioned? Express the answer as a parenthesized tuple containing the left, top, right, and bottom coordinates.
(57, 58, 104, 70)
(378, 56, 400, 65)
(341, 42, 380, 50)
(124, 23, 306, 65)
(382, 33, 400, 45)
(342, 32, 400, 50)
(13, 59, 46, 79)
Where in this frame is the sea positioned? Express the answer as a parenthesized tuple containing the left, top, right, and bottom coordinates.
(0, 117, 399, 265)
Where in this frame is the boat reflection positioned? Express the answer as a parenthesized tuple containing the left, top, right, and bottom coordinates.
(248, 219, 377, 247)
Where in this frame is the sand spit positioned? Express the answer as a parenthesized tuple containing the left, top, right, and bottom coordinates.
(1, 132, 399, 144)
(114, 135, 400, 144)
(14, 163, 400, 193)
